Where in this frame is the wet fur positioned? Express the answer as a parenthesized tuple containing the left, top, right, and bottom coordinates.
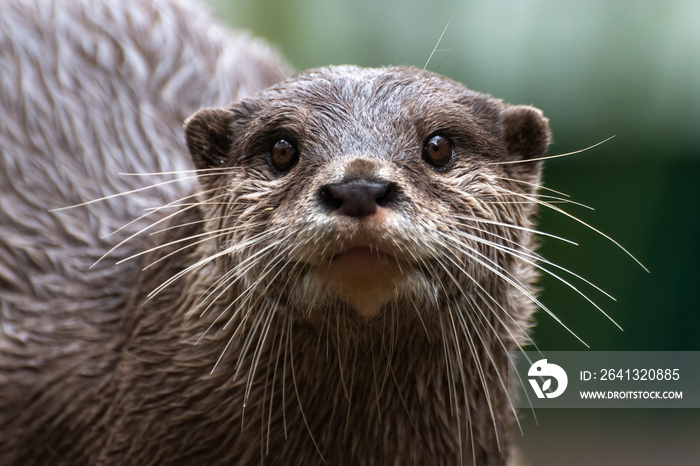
(0, 0, 550, 465)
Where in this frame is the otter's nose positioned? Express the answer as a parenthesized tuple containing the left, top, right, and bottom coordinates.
(319, 179, 396, 218)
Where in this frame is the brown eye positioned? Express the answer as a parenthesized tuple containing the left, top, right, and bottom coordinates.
(271, 139, 298, 172)
(422, 134, 453, 168)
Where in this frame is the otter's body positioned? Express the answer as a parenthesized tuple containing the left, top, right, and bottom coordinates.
(0, 1, 550, 465)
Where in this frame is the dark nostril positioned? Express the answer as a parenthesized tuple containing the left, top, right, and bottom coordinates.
(375, 182, 397, 208)
(319, 186, 343, 210)
(319, 179, 397, 218)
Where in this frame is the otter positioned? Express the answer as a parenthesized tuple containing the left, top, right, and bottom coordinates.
(0, 0, 551, 465)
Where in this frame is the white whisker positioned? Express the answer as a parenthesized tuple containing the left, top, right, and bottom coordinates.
(491, 135, 615, 165)
(49, 171, 227, 212)
(452, 214, 579, 246)
(500, 189, 649, 272)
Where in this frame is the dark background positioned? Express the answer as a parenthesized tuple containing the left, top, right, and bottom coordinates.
(206, 0, 700, 463)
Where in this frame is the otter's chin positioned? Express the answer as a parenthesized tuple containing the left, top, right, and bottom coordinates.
(323, 246, 403, 318)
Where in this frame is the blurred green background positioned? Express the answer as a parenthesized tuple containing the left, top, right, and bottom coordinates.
(205, 0, 699, 463)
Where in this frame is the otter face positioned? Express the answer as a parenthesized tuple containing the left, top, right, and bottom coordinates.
(185, 65, 549, 326)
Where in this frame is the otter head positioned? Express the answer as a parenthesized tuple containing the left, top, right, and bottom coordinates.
(184, 66, 549, 335)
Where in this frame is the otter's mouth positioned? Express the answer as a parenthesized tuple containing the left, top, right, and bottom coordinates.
(329, 246, 396, 276)
(319, 245, 405, 318)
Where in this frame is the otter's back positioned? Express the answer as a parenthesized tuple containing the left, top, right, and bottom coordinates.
(0, 0, 285, 455)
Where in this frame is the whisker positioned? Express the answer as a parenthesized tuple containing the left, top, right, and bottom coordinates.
(99, 187, 224, 241)
(288, 316, 325, 461)
(194, 235, 289, 324)
(426, 236, 539, 433)
(266, 313, 288, 453)
(497, 176, 571, 199)
(452, 214, 578, 246)
(447, 299, 501, 451)
(240, 248, 307, 394)
(208, 240, 303, 379)
(191, 232, 281, 318)
(118, 224, 253, 267)
(434, 233, 589, 347)
(148, 210, 262, 236)
(90, 200, 210, 269)
(491, 135, 615, 165)
(445, 222, 617, 302)
(481, 191, 594, 210)
(499, 188, 649, 272)
(430, 234, 545, 428)
(423, 13, 456, 71)
(118, 167, 238, 177)
(159, 226, 288, 299)
(49, 170, 229, 212)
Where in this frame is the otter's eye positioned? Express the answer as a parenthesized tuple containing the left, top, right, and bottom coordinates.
(270, 139, 298, 172)
(422, 134, 453, 168)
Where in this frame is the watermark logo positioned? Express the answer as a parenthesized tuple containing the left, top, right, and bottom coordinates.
(528, 359, 568, 399)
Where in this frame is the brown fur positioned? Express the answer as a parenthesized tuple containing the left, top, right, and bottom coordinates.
(0, 0, 550, 465)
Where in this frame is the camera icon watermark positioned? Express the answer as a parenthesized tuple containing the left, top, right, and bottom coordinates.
(528, 359, 568, 399)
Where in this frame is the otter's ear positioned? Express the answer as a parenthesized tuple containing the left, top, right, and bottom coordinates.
(501, 105, 551, 171)
(184, 108, 234, 171)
